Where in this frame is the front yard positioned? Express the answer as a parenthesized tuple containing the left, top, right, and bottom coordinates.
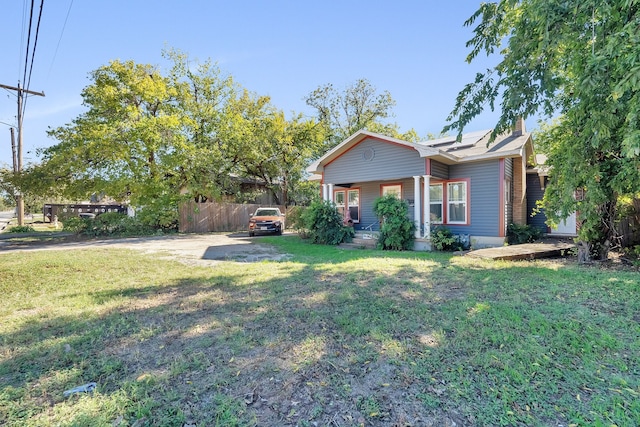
(1, 235, 638, 426)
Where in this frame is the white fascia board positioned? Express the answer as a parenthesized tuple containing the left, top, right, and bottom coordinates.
(413, 145, 460, 164)
(413, 145, 442, 157)
(307, 160, 322, 174)
(457, 148, 524, 163)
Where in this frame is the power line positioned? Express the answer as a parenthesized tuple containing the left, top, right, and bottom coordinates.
(22, 0, 35, 89)
(23, 0, 45, 119)
(19, 0, 29, 80)
(47, 0, 74, 80)
(3, 0, 46, 227)
(25, 1, 45, 95)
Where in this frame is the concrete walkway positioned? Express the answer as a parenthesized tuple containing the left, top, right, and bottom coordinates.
(466, 239, 575, 261)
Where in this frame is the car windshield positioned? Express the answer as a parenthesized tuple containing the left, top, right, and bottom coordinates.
(255, 209, 279, 216)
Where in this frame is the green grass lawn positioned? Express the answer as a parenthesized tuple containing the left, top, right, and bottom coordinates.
(1, 236, 638, 426)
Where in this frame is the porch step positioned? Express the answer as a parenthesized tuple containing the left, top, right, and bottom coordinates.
(339, 236, 378, 250)
(354, 231, 379, 240)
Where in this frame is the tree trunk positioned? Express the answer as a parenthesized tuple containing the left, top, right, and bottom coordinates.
(577, 240, 591, 263)
(577, 239, 610, 263)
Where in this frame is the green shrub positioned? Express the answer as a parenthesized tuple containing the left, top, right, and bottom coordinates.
(62, 216, 90, 233)
(285, 206, 307, 232)
(372, 194, 415, 250)
(431, 226, 468, 251)
(63, 213, 159, 237)
(135, 202, 178, 231)
(8, 225, 35, 233)
(302, 200, 354, 245)
(507, 223, 543, 244)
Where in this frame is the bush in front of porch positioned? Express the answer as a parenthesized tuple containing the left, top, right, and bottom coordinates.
(301, 200, 354, 245)
(373, 194, 416, 251)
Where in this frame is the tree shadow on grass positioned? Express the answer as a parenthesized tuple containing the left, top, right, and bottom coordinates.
(1, 242, 639, 426)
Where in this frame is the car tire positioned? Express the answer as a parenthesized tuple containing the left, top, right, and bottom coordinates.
(276, 229, 283, 236)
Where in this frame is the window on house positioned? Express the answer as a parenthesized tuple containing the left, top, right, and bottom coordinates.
(335, 189, 360, 223)
(334, 190, 345, 218)
(429, 184, 443, 224)
(381, 184, 402, 198)
(505, 178, 512, 204)
(447, 181, 467, 223)
(348, 189, 360, 223)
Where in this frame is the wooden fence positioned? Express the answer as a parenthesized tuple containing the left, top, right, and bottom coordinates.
(617, 217, 640, 248)
(179, 202, 285, 233)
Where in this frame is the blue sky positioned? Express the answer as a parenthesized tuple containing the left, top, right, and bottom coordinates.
(0, 1, 512, 167)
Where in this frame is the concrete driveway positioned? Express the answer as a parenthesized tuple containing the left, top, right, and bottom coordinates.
(0, 232, 292, 266)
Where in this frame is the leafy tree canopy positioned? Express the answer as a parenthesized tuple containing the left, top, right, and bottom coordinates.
(305, 78, 419, 155)
(16, 49, 325, 227)
(444, 0, 640, 260)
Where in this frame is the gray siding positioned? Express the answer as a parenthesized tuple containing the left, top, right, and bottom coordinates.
(505, 158, 513, 178)
(526, 174, 548, 232)
(324, 138, 425, 184)
(351, 161, 504, 237)
(430, 159, 449, 180)
(446, 160, 500, 236)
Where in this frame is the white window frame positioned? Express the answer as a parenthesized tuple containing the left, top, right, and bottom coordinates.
(505, 177, 513, 204)
(347, 189, 360, 223)
(447, 181, 467, 224)
(334, 190, 345, 217)
(334, 189, 360, 223)
(429, 183, 443, 224)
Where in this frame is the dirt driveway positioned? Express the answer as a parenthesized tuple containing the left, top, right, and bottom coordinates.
(0, 232, 292, 266)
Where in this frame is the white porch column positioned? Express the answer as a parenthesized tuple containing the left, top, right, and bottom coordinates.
(328, 183, 334, 202)
(423, 175, 431, 239)
(322, 184, 328, 201)
(413, 176, 421, 238)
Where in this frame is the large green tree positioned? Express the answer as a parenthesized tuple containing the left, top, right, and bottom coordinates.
(19, 50, 322, 226)
(444, 0, 640, 261)
(28, 56, 202, 227)
(232, 109, 325, 206)
(305, 78, 419, 154)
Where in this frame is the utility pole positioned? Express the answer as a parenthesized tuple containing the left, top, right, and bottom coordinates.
(1, 82, 45, 225)
(10, 127, 17, 173)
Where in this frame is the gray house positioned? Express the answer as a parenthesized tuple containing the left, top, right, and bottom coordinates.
(309, 119, 538, 249)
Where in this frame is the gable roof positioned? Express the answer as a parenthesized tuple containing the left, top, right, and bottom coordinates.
(309, 128, 533, 174)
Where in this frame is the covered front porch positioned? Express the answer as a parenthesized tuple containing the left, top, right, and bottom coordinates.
(320, 175, 435, 250)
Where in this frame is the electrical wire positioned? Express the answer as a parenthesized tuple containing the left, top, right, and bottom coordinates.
(47, 0, 74, 81)
(19, 0, 29, 80)
(25, 0, 45, 95)
(22, 0, 44, 117)
(22, 0, 34, 91)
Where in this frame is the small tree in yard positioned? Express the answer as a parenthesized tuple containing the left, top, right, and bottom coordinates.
(302, 200, 354, 245)
(373, 194, 415, 250)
